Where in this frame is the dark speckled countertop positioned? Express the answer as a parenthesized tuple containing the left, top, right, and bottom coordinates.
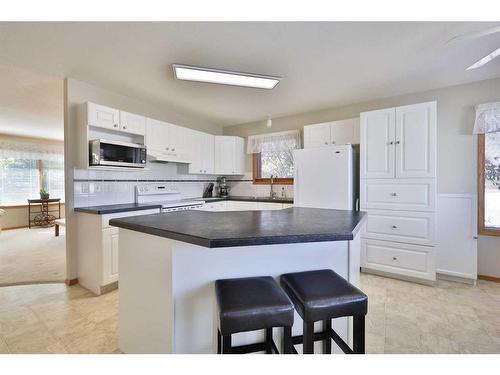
(109, 207, 365, 248)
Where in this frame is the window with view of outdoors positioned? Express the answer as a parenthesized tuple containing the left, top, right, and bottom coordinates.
(482, 132, 500, 231)
(0, 157, 64, 206)
(252, 133, 297, 184)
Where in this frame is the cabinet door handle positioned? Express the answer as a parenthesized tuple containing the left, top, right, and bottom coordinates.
(390, 192, 397, 196)
(392, 256, 398, 261)
(113, 124, 118, 128)
(324, 141, 329, 145)
(165, 147, 169, 150)
(395, 141, 400, 145)
(388, 141, 394, 145)
(172, 148, 175, 151)
(123, 126, 127, 130)
(392, 225, 397, 229)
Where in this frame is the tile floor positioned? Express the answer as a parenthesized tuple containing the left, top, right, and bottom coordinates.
(1, 273, 500, 354)
(0, 227, 66, 285)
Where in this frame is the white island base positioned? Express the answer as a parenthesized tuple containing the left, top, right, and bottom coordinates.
(118, 229, 361, 354)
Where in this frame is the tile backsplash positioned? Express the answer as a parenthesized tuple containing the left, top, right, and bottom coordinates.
(73, 162, 291, 208)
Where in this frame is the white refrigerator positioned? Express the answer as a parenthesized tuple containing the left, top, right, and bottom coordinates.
(293, 145, 357, 210)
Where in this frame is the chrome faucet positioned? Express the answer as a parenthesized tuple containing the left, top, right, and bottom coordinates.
(270, 175, 277, 199)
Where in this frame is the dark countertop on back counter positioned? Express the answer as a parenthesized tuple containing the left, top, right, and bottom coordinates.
(109, 207, 366, 248)
(74, 196, 294, 214)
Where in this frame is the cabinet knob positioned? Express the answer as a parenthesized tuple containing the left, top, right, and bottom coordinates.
(388, 141, 394, 145)
(392, 257, 398, 261)
(392, 225, 397, 229)
(324, 142, 329, 145)
(123, 126, 127, 129)
(172, 148, 175, 151)
(204, 170, 207, 173)
(395, 141, 400, 145)
(200, 169, 202, 173)
(113, 124, 118, 128)
(390, 192, 397, 196)
(165, 147, 169, 150)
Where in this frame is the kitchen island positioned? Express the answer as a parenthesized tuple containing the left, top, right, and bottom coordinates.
(109, 207, 365, 354)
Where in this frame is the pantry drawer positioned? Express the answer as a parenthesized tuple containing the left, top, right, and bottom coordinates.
(362, 210, 435, 246)
(360, 178, 435, 212)
(361, 239, 435, 281)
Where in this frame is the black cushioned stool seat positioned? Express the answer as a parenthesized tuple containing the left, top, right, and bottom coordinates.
(215, 276, 294, 354)
(280, 269, 368, 354)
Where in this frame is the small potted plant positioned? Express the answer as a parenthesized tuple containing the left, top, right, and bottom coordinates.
(40, 174, 50, 199)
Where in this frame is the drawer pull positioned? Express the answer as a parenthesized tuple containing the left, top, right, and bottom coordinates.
(391, 225, 397, 229)
(392, 257, 398, 261)
(390, 192, 397, 196)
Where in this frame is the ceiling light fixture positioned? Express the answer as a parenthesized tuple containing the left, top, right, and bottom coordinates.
(172, 64, 281, 89)
(266, 115, 273, 128)
(466, 46, 500, 70)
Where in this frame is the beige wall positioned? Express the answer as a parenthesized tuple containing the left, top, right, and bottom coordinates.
(223, 77, 500, 278)
(64, 78, 222, 281)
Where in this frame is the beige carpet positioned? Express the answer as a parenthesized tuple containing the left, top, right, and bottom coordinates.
(0, 227, 66, 285)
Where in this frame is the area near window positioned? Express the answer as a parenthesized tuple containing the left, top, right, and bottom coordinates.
(248, 130, 300, 185)
(478, 133, 500, 236)
(0, 137, 64, 206)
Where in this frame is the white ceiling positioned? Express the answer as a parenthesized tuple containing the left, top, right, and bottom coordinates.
(0, 22, 500, 129)
(0, 65, 63, 140)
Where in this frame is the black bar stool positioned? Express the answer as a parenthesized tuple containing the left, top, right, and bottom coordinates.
(280, 269, 368, 354)
(215, 276, 294, 354)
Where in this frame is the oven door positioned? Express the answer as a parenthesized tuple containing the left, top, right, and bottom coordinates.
(90, 139, 146, 168)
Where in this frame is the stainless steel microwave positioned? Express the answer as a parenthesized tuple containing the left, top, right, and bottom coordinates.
(89, 139, 147, 168)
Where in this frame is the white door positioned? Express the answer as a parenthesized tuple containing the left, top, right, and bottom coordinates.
(120, 111, 146, 135)
(303, 122, 331, 148)
(233, 137, 245, 174)
(202, 134, 215, 174)
(215, 136, 235, 174)
(87, 102, 120, 130)
(145, 118, 169, 152)
(293, 146, 353, 210)
(436, 194, 477, 280)
(395, 102, 436, 178)
(360, 108, 395, 179)
(330, 118, 360, 145)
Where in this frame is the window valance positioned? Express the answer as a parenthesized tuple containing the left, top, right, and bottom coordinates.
(473, 102, 500, 134)
(0, 138, 64, 161)
(247, 130, 301, 154)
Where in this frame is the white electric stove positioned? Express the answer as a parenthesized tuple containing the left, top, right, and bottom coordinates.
(135, 184, 204, 212)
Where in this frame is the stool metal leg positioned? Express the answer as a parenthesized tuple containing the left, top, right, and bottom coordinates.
(222, 334, 232, 354)
(353, 316, 365, 354)
(265, 328, 273, 354)
(303, 321, 314, 354)
(283, 326, 292, 354)
(323, 319, 332, 354)
(217, 329, 221, 354)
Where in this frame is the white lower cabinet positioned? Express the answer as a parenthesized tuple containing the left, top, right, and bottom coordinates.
(196, 200, 292, 212)
(362, 210, 435, 246)
(77, 208, 160, 295)
(361, 238, 435, 282)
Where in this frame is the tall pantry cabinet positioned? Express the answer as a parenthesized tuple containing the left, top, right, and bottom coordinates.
(359, 101, 437, 283)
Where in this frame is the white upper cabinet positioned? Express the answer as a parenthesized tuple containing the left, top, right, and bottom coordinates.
(331, 118, 360, 145)
(395, 102, 436, 178)
(304, 122, 331, 148)
(360, 102, 436, 179)
(214, 136, 244, 175)
(189, 131, 215, 175)
(145, 119, 193, 163)
(360, 108, 396, 179)
(87, 102, 120, 130)
(119, 111, 146, 136)
(304, 118, 360, 148)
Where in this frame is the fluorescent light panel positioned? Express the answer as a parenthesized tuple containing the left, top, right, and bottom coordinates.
(172, 64, 280, 89)
(466, 46, 500, 70)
